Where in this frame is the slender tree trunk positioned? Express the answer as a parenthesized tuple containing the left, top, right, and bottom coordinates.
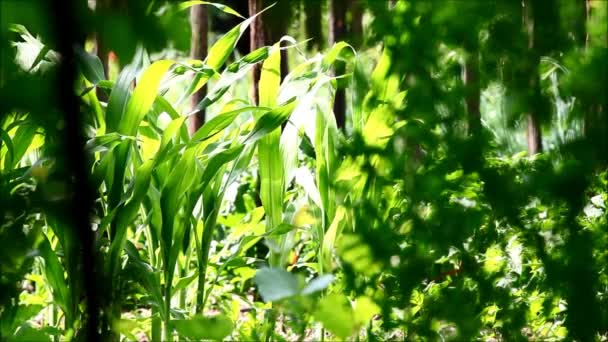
(48, 0, 99, 339)
(249, 0, 265, 105)
(329, 0, 347, 130)
(264, 1, 289, 82)
(249, 0, 265, 210)
(95, 0, 109, 101)
(303, 0, 323, 51)
(523, 0, 542, 155)
(350, 0, 363, 47)
(583, 0, 592, 138)
(188, 5, 208, 135)
(582, 0, 608, 160)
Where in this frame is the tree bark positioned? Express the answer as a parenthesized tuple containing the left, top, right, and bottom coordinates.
(349, 0, 363, 47)
(303, 0, 323, 51)
(188, 4, 208, 135)
(329, 0, 347, 130)
(582, 0, 607, 160)
(249, 0, 265, 105)
(523, 0, 543, 155)
(94, 0, 109, 101)
(264, 0, 290, 82)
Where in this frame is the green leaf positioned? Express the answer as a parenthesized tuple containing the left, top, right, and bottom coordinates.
(75, 47, 105, 85)
(314, 294, 355, 339)
(106, 48, 144, 132)
(227, 46, 269, 72)
(315, 103, 339, 221)
(124, 241, 165, 318)
(255, 46, 294, 266)
(301, 274, 334, 295)
(12, 323, 51, 342)
(321, 41, 355, 71)
(85, 133, 134, 153)
(173, 273, 198, 295)
(172, 315, 234, 340)
(180, 5, 273, 101)
(189, 106, 269, 143)
(118, 60, 175, 135)
(0, 128, 15, 171)
(177, 1, 245, 19)
(253, 268, 300, 302)
(259, 43, 281, 108)
(353, 296, 380, 326)
(266, 223, 295, 237)
(245, 98, 297, 144)
(9, 122, 37, 169)
(321, 206, 347, 271)
(39, 239, 69, 316)
(206, 4, 274, 70)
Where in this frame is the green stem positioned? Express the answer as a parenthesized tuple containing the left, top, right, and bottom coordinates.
(151, 307, 161, 342)
(162, 270, 172, 341)
(196, 208, 218, 313)
(264, 307, 277, 342)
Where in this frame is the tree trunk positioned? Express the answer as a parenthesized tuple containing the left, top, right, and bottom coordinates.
(249, 0, 265, 105)
(94, 0, 109, 101)
(523, 0, 543, 154)
(188, 4, 208, 135)
(264, 0, 290, 82)
(329, 0, 347, 130)
(349, 0, 363, 47)
(303, 0, 323, 51)
(582, 0, 607, 160)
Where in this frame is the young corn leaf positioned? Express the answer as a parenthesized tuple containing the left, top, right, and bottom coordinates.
(254, 268, 300, 302)
(315, 102, 339, 221)
(189, 106, 269, 143)
(75, 47, 105, 86)
(257, 43, 286, 265)
(179, 5, 274, 104)
(0, 128, 15, 171)
(172, 315, 234, 340)
(177, 1, 244, 19)
(105, 47, 144, 132)
(39, 239, 69, 319)
(245, 98, 297, 144)
(117, 60, 175, 136)
(321, 206, 347, 272)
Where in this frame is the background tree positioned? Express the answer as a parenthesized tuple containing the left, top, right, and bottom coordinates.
(329, 0, 347, 129)
(188, 4, 208, 135)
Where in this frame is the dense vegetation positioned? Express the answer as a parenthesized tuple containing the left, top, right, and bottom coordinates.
(1, 0, 607, 341)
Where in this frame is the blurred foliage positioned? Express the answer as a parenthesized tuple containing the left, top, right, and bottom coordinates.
(1, 0, 607, 341)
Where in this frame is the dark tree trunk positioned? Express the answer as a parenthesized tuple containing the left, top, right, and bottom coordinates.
(329, 0, 347, 130)
(582, 0, 607, 159)
(47, 0, 99, 339)
(303, 0, 323, 51)
(523, 0, 543, 154)
(249, 0, 265, 105)
(264, 0, 291, 82)
(188, 4, 208, 135)
(94, 0, 109, 101)
(349, 0, 363, 47)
